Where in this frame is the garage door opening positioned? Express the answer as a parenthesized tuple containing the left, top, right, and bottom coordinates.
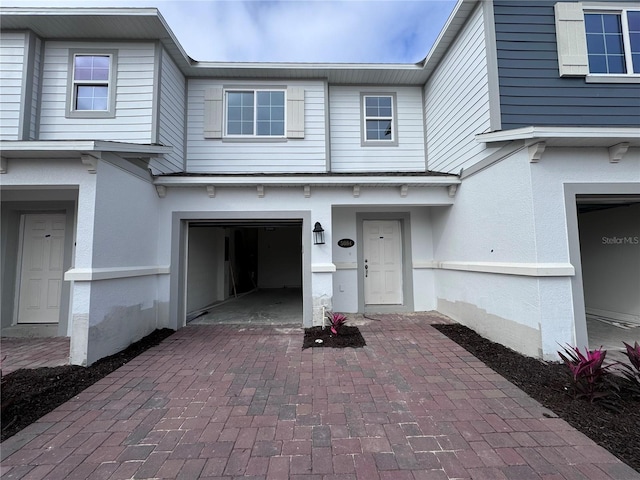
(577, 195, 640, 357)
(185, 220, 303, 325)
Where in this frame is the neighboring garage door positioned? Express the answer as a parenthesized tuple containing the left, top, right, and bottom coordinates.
(577, 197, 640, 327)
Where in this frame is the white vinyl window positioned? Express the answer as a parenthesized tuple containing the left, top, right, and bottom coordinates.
(67, 50, 117, 118)
(225, 90, 285, 137)
(361, 93, 398, 146)
(585, 10, 640, 74)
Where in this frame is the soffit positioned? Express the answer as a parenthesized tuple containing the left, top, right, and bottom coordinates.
(0, 140, 172, 159)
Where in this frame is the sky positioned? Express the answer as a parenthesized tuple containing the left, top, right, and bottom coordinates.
(3, 0, 458, 63)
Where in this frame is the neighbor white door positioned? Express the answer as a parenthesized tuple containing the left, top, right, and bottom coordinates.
(363, 220, 403, 305)
(17, 214, 66, 324)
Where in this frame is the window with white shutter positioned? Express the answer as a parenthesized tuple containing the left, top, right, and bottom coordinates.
(555, 2, 640, 79)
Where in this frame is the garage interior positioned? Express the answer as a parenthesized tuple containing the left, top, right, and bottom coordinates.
(186, 220, 303, 325)
(577, 195, 640, 358)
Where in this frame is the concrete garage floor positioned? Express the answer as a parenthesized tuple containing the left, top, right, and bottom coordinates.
(190, 288, 303, 326)
(586, 316, 640, 364)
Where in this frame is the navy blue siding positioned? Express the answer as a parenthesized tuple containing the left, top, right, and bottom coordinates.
(494, 0, 640, 129)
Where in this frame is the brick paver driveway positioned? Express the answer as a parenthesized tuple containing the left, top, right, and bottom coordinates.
(2, 314, 638, 479)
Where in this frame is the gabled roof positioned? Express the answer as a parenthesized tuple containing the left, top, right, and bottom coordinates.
(0, 0, 478, 85)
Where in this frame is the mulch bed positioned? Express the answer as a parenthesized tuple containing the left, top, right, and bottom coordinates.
(433, 323, 640, 472)
(302, 325, 366, 349)
(1, 329, 174, 443)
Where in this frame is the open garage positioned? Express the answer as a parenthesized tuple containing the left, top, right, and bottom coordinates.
(185, 220, 303, 325)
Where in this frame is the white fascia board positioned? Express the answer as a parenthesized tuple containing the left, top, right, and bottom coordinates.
(154, 175, 461, 188)
(0, 140, 172, 155)
(193, 61, 420, 70)
(475, 126, 640, 143)
(419, 0, 478, 75)
(0, 7, 159, 15)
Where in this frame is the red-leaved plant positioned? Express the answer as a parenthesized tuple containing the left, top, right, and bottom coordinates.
(326, 312, 347, 336)
(619, 341, 640, 398)
(623, 341, 640, 371)
(558, 345, 615, 403)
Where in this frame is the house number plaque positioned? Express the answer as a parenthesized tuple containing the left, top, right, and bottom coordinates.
(337, 239, 355, 248)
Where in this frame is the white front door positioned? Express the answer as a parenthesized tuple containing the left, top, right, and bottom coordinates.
(363, 220, 403, 305)
(17, 214, 66, 324)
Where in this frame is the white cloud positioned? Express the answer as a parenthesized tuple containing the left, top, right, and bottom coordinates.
(5, 0, 457, 63)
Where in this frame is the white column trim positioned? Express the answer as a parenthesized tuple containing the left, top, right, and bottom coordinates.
(311, 263, 337, 273)
(334, 262, 358, 270)
(64, 265, 170, 281)
(413, 260, 575, 277)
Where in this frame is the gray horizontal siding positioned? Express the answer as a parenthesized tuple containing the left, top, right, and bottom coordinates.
(39, 41, 155, 142)
(0, 32, 25, 140)
(153, 48, 185, 174)
(494, 0, 640, 129)
(330, 86, 426, 173)
(426, 3, 494, 174)
(186, 79, 326, 174)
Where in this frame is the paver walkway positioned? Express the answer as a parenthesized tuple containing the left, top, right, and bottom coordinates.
(1, 337, 69, 375)
(1, 314, 638, 480)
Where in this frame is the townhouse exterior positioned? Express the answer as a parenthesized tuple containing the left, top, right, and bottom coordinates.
(1, 0, 638, 366)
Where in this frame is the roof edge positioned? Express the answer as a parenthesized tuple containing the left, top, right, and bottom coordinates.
(476, 126, 640, 143)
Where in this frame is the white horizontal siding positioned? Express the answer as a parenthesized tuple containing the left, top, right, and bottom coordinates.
(186, 79, 326, 174)
(0, 32, 25, 140)
(153, 48, 185, 174)
(426, 4, 493, 174)
(329, 86, 426, 172)
(38, 41, 154, 143)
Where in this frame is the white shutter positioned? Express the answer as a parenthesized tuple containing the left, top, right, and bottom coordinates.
(554, 2, 589, 77)
(286, 86, 305, 139)
(204, 86, 223, 138)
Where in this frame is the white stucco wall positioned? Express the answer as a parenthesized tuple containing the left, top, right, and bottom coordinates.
(432, 145, 640, 359)
(431, 148, 549, 358)
(84, 158, 163, 365)
(156, 184, 454, 329)
(332, 208, 359, 313)
(330, 205, 439, 314)
(530, 147, 640, 349)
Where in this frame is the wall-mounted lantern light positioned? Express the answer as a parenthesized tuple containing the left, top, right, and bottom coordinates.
(313, 222, 325, 245)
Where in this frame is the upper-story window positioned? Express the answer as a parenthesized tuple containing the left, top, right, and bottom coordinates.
(361, 93, 397, 146)
(585, 10, 640, 74)
(67, 50, 117, 118)
(226, 90, 285, 137)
